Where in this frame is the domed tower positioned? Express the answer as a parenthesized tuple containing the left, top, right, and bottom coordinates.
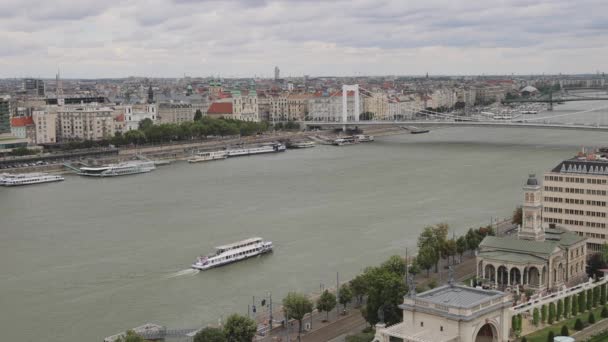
(519, 174, 545, 241)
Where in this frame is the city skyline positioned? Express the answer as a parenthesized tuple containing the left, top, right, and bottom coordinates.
(1, 0, 607, 78)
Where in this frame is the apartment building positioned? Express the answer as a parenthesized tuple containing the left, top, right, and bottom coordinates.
(33, 109, 57, 144)
(542, 151, 608, 252)
(158, 102, 193, 123)
(286, 94, 313, 121)
(57, 105, 116, 141)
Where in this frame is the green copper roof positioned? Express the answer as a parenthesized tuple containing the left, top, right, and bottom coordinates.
(479, 236, 557, 255)
(478, 250, 548, 264)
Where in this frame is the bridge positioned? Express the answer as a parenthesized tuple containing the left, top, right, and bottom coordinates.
(503, 86, 608, 110)
(304, 85, 608, 132)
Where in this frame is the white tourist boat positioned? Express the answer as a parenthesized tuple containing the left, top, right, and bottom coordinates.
(333, 136, 358, 146)
(0, 172, 64, 186)
(520, 110, 538, 114)
(188, 151, 228, 163)
(288, 141, 316, 149)
(191, 237, 273, 270)
(77, 161, 156, 177)
(354, 134, 374, 142)
(226, 143, 286, 157)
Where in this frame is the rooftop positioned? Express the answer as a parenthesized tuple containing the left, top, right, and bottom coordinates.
(416, 285, 504, 309)
(10, 116, 34, 127)
(551, 150, 608, 175)
(207, 102, 233, 115)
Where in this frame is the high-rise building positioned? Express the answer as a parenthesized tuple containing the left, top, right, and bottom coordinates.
(542, 149, 608, 252)
(0, 95, 11, 133)
(23, 78, 45, 96)
(274, 66, 280, 81)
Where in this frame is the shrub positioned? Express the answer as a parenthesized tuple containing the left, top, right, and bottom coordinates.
(541, 304, 547, 323)
(521, 338, 527, 342)
(533, 308, 540, 327)
(589, 312, 596, 324)
(547, 331, 554, 342)
(602, 305, 608, 318)
(561, 325, 569, 336)
(548, 302, 556, 324)
(575, 318, 584, 331)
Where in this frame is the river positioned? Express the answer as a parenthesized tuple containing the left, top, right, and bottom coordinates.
(1, 99, 607, 342)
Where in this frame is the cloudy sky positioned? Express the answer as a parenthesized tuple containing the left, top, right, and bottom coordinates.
(1, 0, 607, 78)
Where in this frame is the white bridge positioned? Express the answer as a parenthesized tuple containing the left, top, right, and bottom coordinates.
(304, 84, 608, 132)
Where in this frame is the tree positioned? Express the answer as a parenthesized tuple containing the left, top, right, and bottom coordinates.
(572, 295, 578, 316)
(317, 290, 337, 321)
(380, 255, 406, 277)
(557, 299, 563, 320)
(456, 236, 467, 263)
(511, 315, 518, 333)
(521, 338, 527, 342)
(589, 312, 596, 324)
(443, 239, 457, 265)
(541, 304, 547, 323)
(601, 284, 607, 306)
(547, 331, 554, 342)
(533, 308, 540, 327)
(361, 266, 407, 326)
(116, 330, 144, 342)
(350, 275, 367, 305)
(512, 206, 523, 226)
(574, 318, 584, 331)
(594, 286, 600, 308)
(282, 292, 313, 337)
(564, 296, 570, 319)
(561, 325, 569, 336)
(602, 305, 608, 318)
(223, 314, 257, 342)
(579, 292, 586, 313)
(338, 284, 353, 311)
(194, 109, 203, 121)
(587, 289, 593, 310)
(548, 302, 556, 324)
(416, 245, 437, 277)
(194, 327, 226, 342)
(417, 224, 448, 272)
(9, 147, 37, 156)
(138, 118, 154, 130)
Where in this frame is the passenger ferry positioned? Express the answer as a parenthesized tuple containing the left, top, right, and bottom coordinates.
(188, 151, 228, 163)
(520, 110, 538, 114)
(191, 237, 273, 270)
(77, 161, 156, 177)
(354, 134, 374, 142)
(333, 136, 358, 146)
(288, 141, 316, 149)
(226, 143, 286, 157)
(0, 172, 64, 186)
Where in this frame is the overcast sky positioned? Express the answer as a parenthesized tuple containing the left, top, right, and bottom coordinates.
(1, 0, 607, 78)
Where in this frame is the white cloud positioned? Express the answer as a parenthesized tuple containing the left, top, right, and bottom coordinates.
(0, 0, 606, 77)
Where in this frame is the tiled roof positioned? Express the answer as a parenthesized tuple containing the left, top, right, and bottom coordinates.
(10, 116, 34, 127)
(479, 236, 557, 255)
(207, 102, 233, 115)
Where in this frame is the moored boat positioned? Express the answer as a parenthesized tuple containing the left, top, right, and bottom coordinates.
(226, 143, 286, 157)
(77, 161, 156, 177)
(288, 141, 316, 149)
(188, 151, 228, 163)
(0, 172, 64, 186)
(191, 237, 273, 270)
(354, 134, 374, 142)
(333, 136, 358, 146)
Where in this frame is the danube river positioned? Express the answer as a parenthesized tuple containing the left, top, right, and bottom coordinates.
(1, 101, 608, 342)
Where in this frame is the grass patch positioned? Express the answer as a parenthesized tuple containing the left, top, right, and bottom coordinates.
(525, 306, 605, 342)
(587, 328, 608, 342)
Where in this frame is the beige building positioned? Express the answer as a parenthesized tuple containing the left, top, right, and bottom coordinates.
(158, 102, 193, 124)
(363, 92, 389, 120)
(232, 91, 259, 122)
(57, 105, 116, 141)
(32, 110, 57, 144)
(287, 94, 313, 121)
(542, 151, 608, 252)
(269, 94, 289, 122)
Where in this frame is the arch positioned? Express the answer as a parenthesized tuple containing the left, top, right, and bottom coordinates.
(528, 267, 540, 286)
(478, 260, 484, 278)
(510, 268, 521, 285)
(475, 322, 498, 342)
(485, 264, 496, 282)
(497, 266, 509, 285)
(558, 263, 564, 283)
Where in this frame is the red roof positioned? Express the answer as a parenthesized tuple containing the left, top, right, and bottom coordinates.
(207, 102, 233, 115)
(10, 116, 34, 127)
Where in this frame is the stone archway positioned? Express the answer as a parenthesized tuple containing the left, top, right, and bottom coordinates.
(497, 266, 509, 285)
(475, 323, 498, 342)
(510, 268, 521, 285)
(485, 264, 496, 282)
(528, 267, 540, 287)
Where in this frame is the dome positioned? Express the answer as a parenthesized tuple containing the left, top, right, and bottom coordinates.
(521, 85, 538, 93)
(526, 174, 538, 186)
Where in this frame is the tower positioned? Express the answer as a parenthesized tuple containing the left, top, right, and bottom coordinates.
(274, 66, 280, 81)
(147, 85, 154, 104)
(519, 174, 545, 241)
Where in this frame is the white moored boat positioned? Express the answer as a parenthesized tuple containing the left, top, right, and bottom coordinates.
(288, 141, 316, 149)
(191, 237, 273, 270)
(188, 151, 228, 163)
(0, 172, 64, 186)
(77, 161, 156, 177)
(354, 134, 374, 142)
(226, 143, 286, 157)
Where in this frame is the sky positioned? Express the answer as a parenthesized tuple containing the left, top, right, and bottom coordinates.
(1, 0, 607, 78)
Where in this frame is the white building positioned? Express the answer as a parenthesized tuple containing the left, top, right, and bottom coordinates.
(57, 105, 116, 141)
(124, 105, 157, 131)
(33, 109, 57, 144)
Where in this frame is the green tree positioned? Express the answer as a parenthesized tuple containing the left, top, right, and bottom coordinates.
(511, 315, 518, 333)
(362, 266, 407, 326)
(317, 290, 337, 321)
(601, 284, 607, 306)
(512, 206, 523, 226)
(521, 338, 527, 342)
(417, 224, 448, 272)
(572, 295, 578, 316)
(587, 289, 593, 310)
(338, 284, 353, 311)
(138, 118, 154, 130)
(9, 147, 37, 156)
(589, 312, 596, 324)
(116, 330, 144, 342)
(416, 245, 437, 277)
(547, 331, 554, 342)
(548, 302, 556, 324)
(223, 314, 257, 342)
(443, 239, 457, 265)
(124, 129, 146, 145)
(456, 236, 467, 263)
(282, 292, 313, 337)
(557, 299, 563, 320)
(541, 304, 547, 323)
(561, 325, 569, 337)
(533, 308, 540, 327)
(194, 109, 203, 121)
(564, 296, 570, 319)
(349, 275, 367, 305)
(579, 292, 586, 313)
(574, 318, 584, 330)
(602, 305, 608, 318)
(380, 255, 406, 277)
(194, 327, 226, 342)
(594, 286, 600, 308)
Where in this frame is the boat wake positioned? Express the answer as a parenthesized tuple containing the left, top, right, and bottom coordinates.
(165, 269, 199, 279)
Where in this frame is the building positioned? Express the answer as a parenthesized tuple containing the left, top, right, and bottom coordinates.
(287, 94, 313, 121)
(476, 174, 587, 292)
(269, 93, 289, 122)
(33, 109, 57, 144)
(10, 116, 36, 144)
(308, 91, 362, 122)
(157, 102, 193, 124)
(363, 92, 389, 120)
(374, 279, 511, 342)
(23, 78, 45, 96)
(124, 105, 157, 131)
(542, 150, 608, 252)
(206, 102, 235, 119)
(0, 95, 11, 133)
(57, 105, 116, 141)
(274, 66, 280, 81)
